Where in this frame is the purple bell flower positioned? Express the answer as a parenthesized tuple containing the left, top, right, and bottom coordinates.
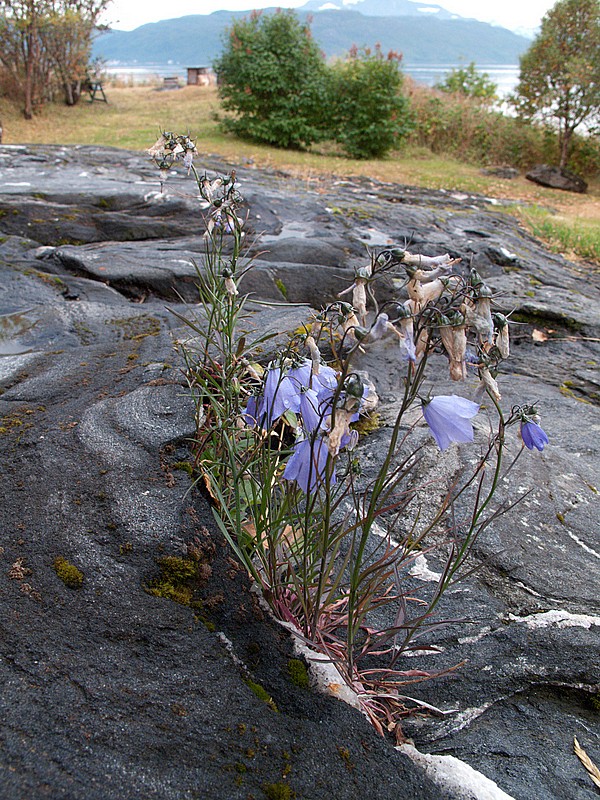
(243, 395, 262, 427)
(287, 359, 313, 391)
(299, 387, 323, 433)
(283, 435, 334, 494)
(520, 420, 549, 451)
(313, 364, 338, 398)
(400, 333, 416, 363)
(262, 367, 301, 427)
(422, 394, 480, 451)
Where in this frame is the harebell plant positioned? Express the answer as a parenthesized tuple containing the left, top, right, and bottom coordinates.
(148, 133, 549, 738)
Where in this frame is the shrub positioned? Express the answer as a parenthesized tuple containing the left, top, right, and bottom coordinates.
(434, 61, 497, 103)
(214, 10, 329, 150)
(405, 79, 600, 176)
(328, 45, 413, 159)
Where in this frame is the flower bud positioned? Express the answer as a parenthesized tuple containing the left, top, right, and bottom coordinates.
(344, 373, 364, 400)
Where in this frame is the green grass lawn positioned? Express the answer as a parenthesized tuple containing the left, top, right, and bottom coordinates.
(2, 85, 599, 263)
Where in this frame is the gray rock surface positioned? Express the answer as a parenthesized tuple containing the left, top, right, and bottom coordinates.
(1, 144, 599, 800)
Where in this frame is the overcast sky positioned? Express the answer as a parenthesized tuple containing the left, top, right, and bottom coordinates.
(101, 0, 557, 33)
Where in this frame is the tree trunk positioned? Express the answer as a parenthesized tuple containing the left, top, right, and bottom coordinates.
(559, 127, 573, 170)
(64, 80, 83, 106)
(23, 30, 35, 120)
(64, 81, 75, 106)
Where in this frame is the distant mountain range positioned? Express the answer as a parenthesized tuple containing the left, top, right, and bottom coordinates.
(92, 2, 531, 67)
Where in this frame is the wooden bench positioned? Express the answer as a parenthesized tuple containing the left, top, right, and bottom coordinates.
(163, 76, 180, 90)
(87, 81, 108, 103)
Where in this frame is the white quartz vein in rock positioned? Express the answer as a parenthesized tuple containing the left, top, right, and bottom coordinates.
(509, 609, 600, 629)
(409, 553, 442, 583)
(567, 530, 600, 560)
(398, 744, 516, 800)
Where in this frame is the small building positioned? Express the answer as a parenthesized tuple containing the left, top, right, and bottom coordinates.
(186, 67, 215, 87)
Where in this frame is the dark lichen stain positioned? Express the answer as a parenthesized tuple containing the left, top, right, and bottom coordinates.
(54, 556, 84, 589)
(72, 320, 95, 346)
(511, 308, 583, 333)
(108, 315, 161, 341)
(56, 238, 85, 246)
(287, 659, 309, 689)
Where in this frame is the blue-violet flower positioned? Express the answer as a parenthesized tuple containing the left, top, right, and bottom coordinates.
(520, 420, 549, 451)
(422, 394, 480, 451)
(284, 435, 334, 494)
(262, 367, 300, 427)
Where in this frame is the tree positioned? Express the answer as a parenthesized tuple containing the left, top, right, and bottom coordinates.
(511, 0, 600, 169)
(0, 0, 110, 117)
(214, 10, 329, 150)
(328, 45, 413, 159)
(0, 1, 50, 119)
(435, 62, 497, 103)
(44, 2, 111, 106)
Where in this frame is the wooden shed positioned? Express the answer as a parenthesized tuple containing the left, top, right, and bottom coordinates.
(186, 67, 214, 87)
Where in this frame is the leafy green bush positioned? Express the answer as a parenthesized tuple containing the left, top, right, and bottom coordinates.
(434, 61, 497, 102)
(214, 10, 329, 150)
(328, 45, 413, 159)
(214, 14, 412, 159)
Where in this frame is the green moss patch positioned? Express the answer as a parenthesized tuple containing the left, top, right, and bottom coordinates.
(0, 407, 43, 439)
(352, 411, 382, 436)
(287, 658, 309, 689)
(172, 461, 194, 477)
(244, 678, 278, 712)
(274, 278, 288, 300)
(261, 782, 294, 799)
(147, 555, 199, 606)
(54, 556, 84, 589)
